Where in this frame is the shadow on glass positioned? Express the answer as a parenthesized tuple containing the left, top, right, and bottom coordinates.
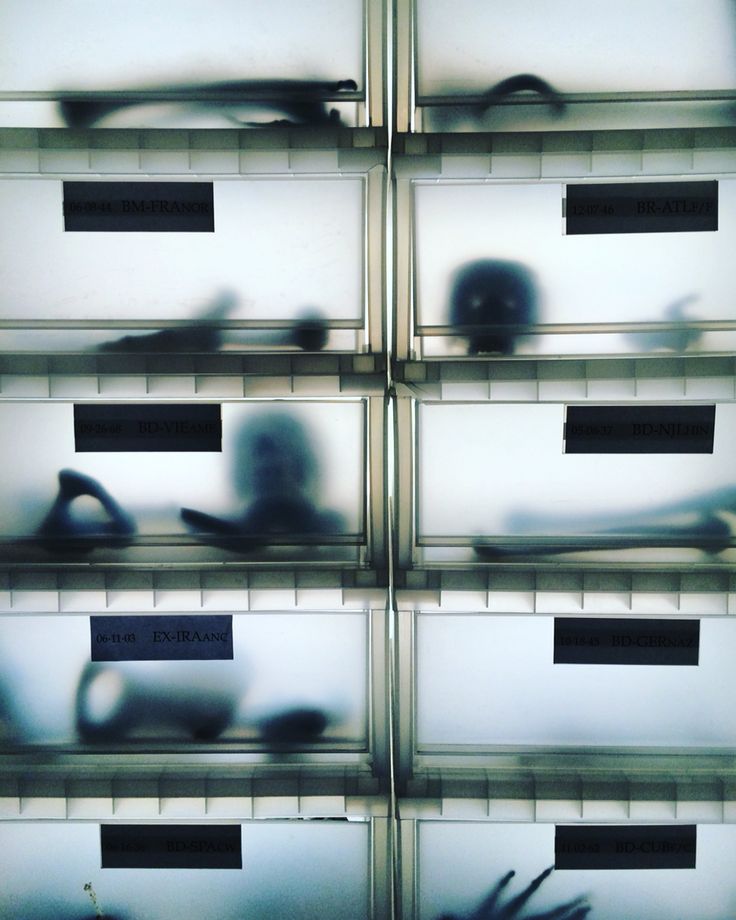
(181, 410, 345, 552)
(436, 867, 590, 920)
(59, 78, 358, 128)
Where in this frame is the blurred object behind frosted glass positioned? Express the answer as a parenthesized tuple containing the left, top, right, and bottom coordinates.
(414, 0, 736, 131)
(418, 402, 736, 561)
(416, 615, 736, 748)
(0, 179, 364, 352)
(418, 823, 736, 920)
(414, 180, 736, 357)
(0, 821, 370, 920)
(0, 612, 367, 747)
(0, 0, 364, 128)
(0, 401, 364, 554)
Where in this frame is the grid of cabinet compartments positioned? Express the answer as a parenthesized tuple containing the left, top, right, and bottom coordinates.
(3, 1, 736, 919)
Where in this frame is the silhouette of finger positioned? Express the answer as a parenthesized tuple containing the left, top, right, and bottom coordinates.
(498, 865, 554, 917)
(472, 870, 515, 918)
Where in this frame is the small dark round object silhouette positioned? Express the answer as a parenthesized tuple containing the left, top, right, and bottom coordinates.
(449, 259, 538, 354)
(260, 707, 329, 744)
(292, 316, 328, 351)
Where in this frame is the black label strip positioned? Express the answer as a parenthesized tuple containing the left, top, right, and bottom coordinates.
(63, 181, 214, 232)
(101, 825, 242, 869)
(554, 618, 700, 665)
(90, 615, 233, 662)
(566, 181, 718, 234)
(74, 404, 222, 452)
(564, 404, 715, 454)
(555, 825, 696, 870)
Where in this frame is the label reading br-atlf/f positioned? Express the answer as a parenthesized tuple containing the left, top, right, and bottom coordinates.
(100, 824, 242, 869)
(555, 825, 696, 870)
(565, 181, 717, 234)
(553, 618, 700, 665)
(90, 615, 233, 662)
(564, 404, 715, 454)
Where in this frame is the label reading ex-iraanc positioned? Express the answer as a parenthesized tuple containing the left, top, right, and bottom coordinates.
(90, 615, 233, 661)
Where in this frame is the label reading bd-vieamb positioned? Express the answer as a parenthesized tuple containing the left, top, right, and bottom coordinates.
(74, 403, 222, 452)
(564, 404, 715, 454)
(91, 615, 233, 662)
(565, 181, 718, 234)
(101, 824, 242, 869)
(63, 181, 214, 232)
(555, 825, 696, 870)
(553, 618, 700, 666)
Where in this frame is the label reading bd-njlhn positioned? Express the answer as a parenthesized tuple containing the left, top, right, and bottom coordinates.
(564, 404, 715, 454)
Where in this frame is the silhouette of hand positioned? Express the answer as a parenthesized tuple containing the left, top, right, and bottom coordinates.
(438, 867, 590, 920)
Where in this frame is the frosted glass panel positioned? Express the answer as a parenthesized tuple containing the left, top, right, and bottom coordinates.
(418, 822, 736, 920)
(0, 400, 365, 561)
(416, 615, 736, 748)
(0, 821, 370, 920)
(415, 0, 736, 131)
(0, 178, 364, 352)
(414, 180, 736, 356)
(0, 1, 364, 128)
(416, 0, 736, 94)
(0, 612, 367, 749)
(418, 402, 736, 562)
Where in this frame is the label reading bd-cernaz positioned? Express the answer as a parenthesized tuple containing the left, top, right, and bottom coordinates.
(555, 825, 696, 870)
(565, 181, 717, 234)
(101, 824, 242, 869)
(63, 181, 214, 232)
(564, 404, 715, 454)
(554, 618, 700, 666)
(91, 614, 233, 662)
(74, 404, 222, 452)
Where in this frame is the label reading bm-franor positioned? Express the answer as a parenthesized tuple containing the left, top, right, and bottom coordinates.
(564, 404, 715, 454)
(90, 615, 233, 662)
(555, 825, 696, 870)
(553, 618, 700, 665)
(63, 181, 214, 232)
(565, 181, 717, 234)
(100, 824, 242, 869)
(74, 403, 222, 452)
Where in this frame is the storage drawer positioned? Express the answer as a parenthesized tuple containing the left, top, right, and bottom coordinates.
(0, 399, 367, 564)
(0, 610, 368, 754)
(412, 821, 736, 920)
(415, 613, 736, 751)
(0, 819, 372, 919)
(417, 400, 736, 564)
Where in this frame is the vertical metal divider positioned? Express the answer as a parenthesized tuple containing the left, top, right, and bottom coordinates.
(393, 0, 414, 133)
(367, 0, 388, 129)
(393, 177, 414, 362)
